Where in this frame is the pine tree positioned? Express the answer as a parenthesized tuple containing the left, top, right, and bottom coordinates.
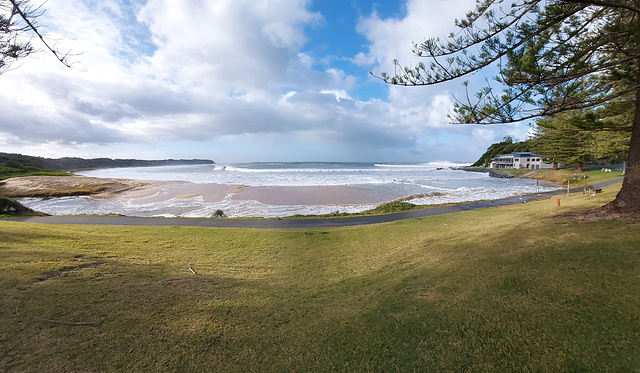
(532, 116, 593, 171)
(378, 0, 640, 215)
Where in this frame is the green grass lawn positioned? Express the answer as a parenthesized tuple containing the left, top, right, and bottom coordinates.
(1, 182, 639, 372)
(531, 168, 624, 186)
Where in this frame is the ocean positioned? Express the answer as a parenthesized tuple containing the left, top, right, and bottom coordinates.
(19, 162, 559, 218)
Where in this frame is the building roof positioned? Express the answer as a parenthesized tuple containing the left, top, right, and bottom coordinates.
(512, 152, 540, 157)
(492, 152, 541, 159)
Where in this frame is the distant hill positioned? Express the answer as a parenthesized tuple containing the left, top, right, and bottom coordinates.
(0, 152, 214, 172)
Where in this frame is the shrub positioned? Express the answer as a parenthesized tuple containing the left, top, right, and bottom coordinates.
(368, 201, 418, 214)
(213, 209, 227, 218)
(0, 196, 33, 214)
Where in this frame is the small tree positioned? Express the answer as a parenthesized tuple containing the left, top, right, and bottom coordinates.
(212, 209, 227, 219)
(378, 0, 640, 215)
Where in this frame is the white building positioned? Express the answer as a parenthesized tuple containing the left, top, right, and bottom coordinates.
(490, 152, 554, 170)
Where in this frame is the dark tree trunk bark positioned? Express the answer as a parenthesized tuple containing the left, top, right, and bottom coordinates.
(605, 55, 640, 215)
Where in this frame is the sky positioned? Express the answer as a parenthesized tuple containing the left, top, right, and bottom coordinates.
(0, 0, 532, 164)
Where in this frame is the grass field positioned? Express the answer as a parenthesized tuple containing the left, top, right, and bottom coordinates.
(1, 182, 639, 372)
(531, 168, 625, 186)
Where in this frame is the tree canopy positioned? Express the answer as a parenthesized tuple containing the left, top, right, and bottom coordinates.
(531, 111, 631, 170)
(380, 0, 640, 215)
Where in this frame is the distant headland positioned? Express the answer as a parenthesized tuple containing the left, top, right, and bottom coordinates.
(0, 152, 214, 172)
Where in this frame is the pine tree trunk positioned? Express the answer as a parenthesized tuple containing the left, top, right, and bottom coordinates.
(605, 54, 640, 215)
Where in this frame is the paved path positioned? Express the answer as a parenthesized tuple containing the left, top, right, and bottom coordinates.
(3, 178, 623, 229)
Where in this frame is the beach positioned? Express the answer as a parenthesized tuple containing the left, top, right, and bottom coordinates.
(6, 163, 559, 218)
(0, 175, 154, 198)
(2, 175, 404, 217)
(113, 181, 401, 205)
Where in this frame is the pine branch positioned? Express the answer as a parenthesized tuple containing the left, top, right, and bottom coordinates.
(563, 0, 640, 14)
(8, 0, 71, 68)
(377, 3, 589, 86)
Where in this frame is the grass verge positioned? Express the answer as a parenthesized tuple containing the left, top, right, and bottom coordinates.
(1, 183, 638, 372)
(528, 169, 623, 186)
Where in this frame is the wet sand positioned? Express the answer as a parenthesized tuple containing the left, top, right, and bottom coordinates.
(119, 182, 242, 203)
(119, 182, 403, 206)
(231, 185, 403, 205)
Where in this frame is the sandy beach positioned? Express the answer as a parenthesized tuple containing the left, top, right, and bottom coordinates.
(4, 167, 562, 218)
(0, 175, 155, 198)
(0, 175, 403, 206)
(118, 181, 403, 206)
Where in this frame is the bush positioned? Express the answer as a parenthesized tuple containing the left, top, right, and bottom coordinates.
(0, 196, 33, 214)
(212, 209, 227, 218)
(368, 201, 418, 214)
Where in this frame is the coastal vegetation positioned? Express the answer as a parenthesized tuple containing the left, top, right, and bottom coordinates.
(532, 114, 630, 171)
(472, 136, 532, 167)
(364, 200, 419, 214)
(1, 182, 638, 371)
(285, 201, 421, 219)
(0, 162, 69, 180)
(473, 129, 629, 171)
(212, 209, 227, 219)
(0, 196, 38, 214)
(0, 152, 213, 179)
(381, 0, 640, 217)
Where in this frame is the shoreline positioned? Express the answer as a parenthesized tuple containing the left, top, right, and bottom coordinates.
(1, 171, 565, 218)
(0, 175, 405, 206)
(4, 178, 624, 228)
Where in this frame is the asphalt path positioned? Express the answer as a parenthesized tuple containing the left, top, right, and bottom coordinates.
(3, 178, 623, 229)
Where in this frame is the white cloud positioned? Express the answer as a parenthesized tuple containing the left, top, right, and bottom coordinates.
(0, 0, 506, 162)
(136, 0, 323, 92)
(356, 0, 476, 74)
